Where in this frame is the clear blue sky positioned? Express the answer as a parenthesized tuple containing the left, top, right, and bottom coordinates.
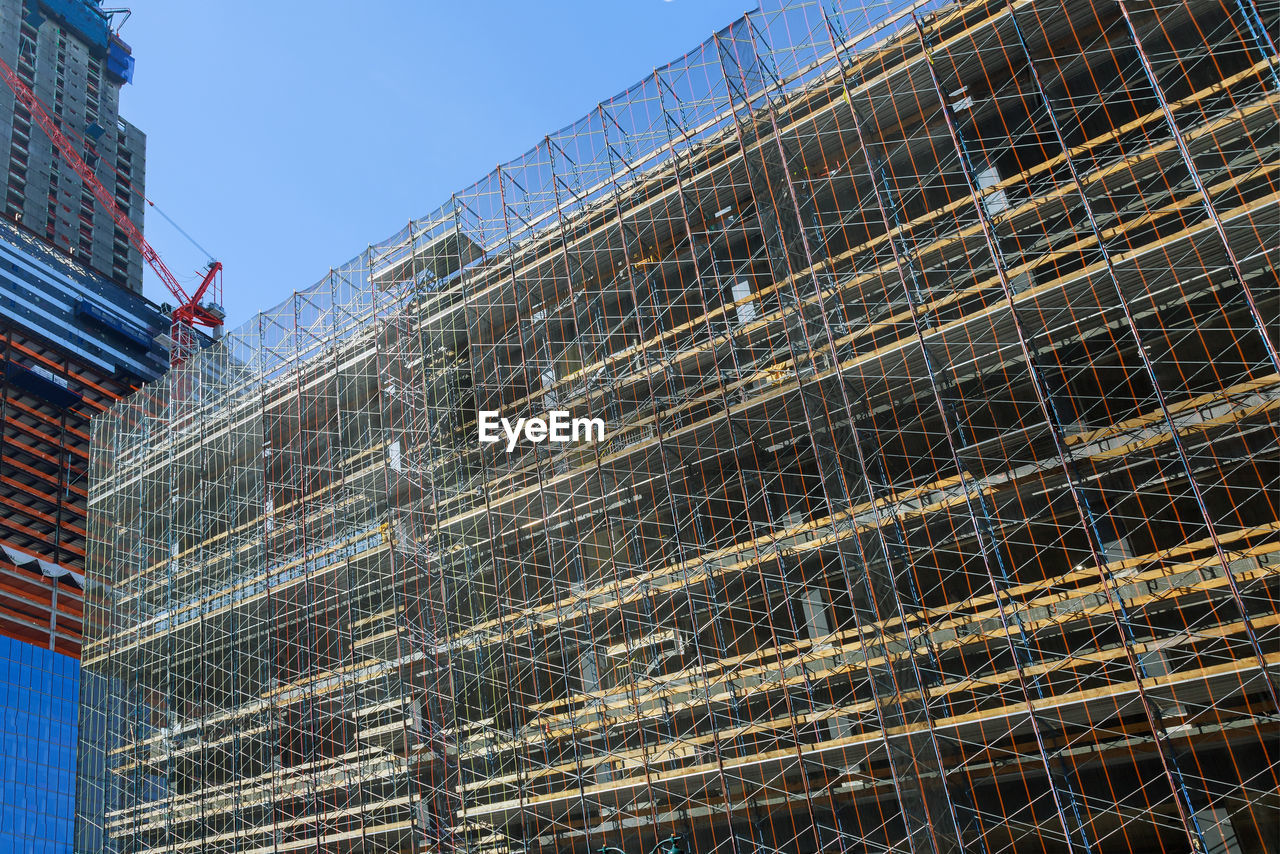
(113, 1, 751, 331)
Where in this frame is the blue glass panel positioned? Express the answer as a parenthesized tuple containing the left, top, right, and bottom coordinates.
(0, 634, 78, 854)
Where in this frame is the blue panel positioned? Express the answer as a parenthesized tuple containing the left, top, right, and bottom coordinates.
(106, 38, 134, 85)
(0, 218, 171, 382)
(0, 635, 79, 854)
(3, 360, 83, 408)
(75, 298, 152, 351)
(37, 0, 110, 51)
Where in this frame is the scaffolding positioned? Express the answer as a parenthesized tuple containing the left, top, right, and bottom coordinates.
(77, 0, 1280, 851)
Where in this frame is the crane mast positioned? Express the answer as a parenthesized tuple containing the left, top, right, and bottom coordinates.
(0, 54, 223, 366)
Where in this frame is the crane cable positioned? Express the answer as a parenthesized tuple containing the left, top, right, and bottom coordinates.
(52, 113, 216, 265)
(146, 199, 215, 266)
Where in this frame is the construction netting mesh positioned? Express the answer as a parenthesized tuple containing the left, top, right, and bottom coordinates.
(78, 0, 1279, 852)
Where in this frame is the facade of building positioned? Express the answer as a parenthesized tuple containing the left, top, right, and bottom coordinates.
(81, 0, 1278, 853)
(0, 4, 164, 853)
(0, 0, 145, 293)
(0, 212, 168, 854)
(0, 210, 168, 655)
(0, 631, 79, 853)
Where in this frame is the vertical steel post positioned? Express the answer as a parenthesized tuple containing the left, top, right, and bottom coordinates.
(48, 575, 58, 651)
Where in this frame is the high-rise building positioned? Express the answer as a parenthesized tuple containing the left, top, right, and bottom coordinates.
(0, 3, 167, 852)
(80, 0, 1278, 852)
(0, 0, 145, 293)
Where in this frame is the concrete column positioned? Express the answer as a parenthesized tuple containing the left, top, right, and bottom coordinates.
(800, 584, 852, 740)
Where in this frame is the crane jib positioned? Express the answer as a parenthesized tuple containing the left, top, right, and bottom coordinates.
(0, 54, 223, 348)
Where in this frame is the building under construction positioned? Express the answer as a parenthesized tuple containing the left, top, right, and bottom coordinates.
(77, 0, 1279, 852)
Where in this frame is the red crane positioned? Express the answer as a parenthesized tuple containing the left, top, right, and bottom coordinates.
(0, 54, 223, 365)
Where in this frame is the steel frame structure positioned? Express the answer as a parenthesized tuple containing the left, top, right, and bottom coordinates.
(0, 320, 91, 654)
(80, 0, 1278, 852)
